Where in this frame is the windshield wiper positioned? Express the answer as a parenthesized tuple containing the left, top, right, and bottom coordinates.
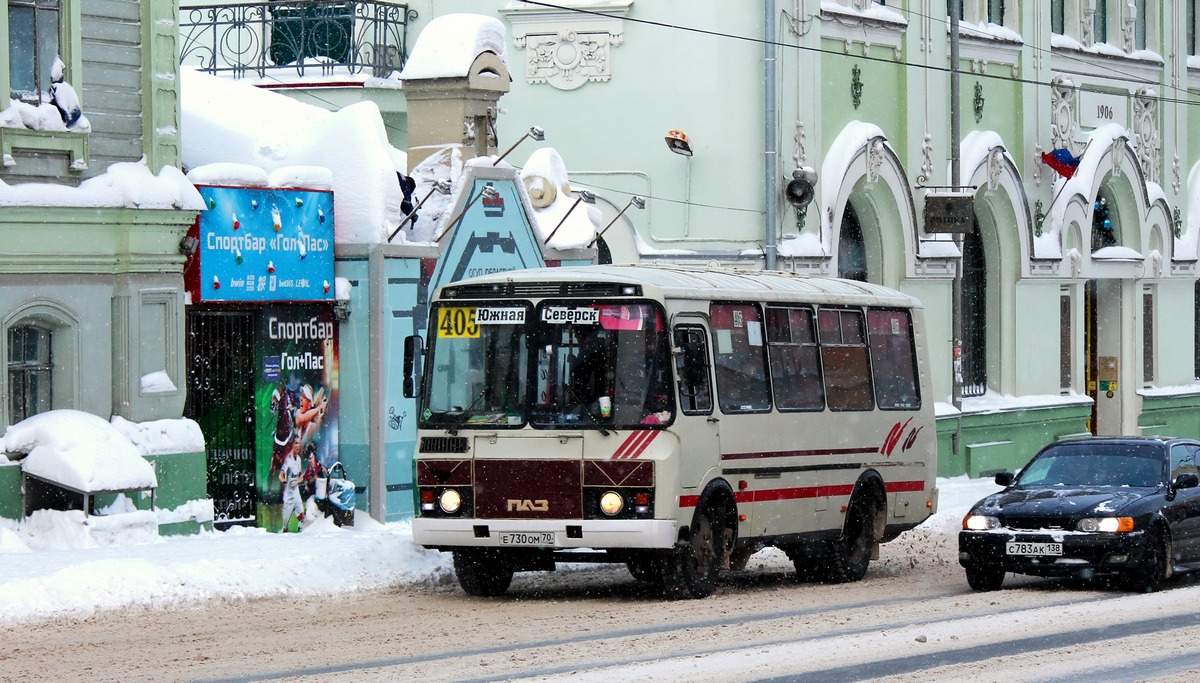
(447, 386, 489, 436)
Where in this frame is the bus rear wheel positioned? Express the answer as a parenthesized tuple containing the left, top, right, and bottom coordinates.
(660, 507, 721, 599)
(821, 497, 877, 583)
(452, 549, 514, 597)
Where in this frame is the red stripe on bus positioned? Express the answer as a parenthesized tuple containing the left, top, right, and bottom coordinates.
(680, 480, 926, 508)
(612, 430, 656, 460)
(624, 430, 658, 459)
(721, 447, 879, 460)
(886, 480, 927, 493)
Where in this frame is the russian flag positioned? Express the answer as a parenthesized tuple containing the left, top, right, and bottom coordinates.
(1041, 148, 1081, 179)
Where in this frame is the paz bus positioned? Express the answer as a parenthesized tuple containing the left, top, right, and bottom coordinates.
(404, 263, 938, 598)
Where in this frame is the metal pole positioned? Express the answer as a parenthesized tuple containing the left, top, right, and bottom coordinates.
(950, 6, 963, 457)
(764, 0, 778, 270)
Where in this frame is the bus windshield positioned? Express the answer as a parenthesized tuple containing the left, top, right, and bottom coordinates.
(421, 300, 674, 431)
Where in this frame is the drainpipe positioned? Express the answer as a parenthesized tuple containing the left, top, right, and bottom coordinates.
(765, 0, 779, 270)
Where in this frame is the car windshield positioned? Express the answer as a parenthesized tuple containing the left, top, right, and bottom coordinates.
(422, 303, 530, 428)
(530, 301, 673, 429)
(1014, 443, 1165, 488)
(420, 300, 674, 431)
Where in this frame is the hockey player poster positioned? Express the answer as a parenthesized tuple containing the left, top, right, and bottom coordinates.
(255, 304, 340, 532)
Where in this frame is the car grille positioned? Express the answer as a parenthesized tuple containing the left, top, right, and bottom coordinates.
(420, 436, 470, 454)
(474, 460, 581, 519)
(1003, 516, 1072, 531)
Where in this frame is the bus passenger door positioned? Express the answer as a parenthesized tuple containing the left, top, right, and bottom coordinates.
(673, 322, 721, 493)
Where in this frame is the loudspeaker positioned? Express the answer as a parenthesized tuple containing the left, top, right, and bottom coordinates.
(785, 178, 815, 209)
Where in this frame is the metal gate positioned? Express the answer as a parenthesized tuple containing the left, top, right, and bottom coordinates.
(185, 309, 257, 529)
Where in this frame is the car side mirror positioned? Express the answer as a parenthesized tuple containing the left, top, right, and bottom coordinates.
(403, 334, 424, 398)
(994, 471, 1014, 487)
(1172, 472, 1200, 490)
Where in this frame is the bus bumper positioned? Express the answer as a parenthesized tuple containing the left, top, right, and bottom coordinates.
(412, 517, 679, 550)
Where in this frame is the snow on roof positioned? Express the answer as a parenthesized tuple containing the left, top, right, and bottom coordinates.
(181, 68, 404, 244)
(0, 160, 203, 210)
(399, 13, 508, 80)
(109, 416, 205, 457)
(0, 410, 157, 493)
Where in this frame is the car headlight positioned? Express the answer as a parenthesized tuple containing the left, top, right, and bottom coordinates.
(962, 514, 1001, 530)
(1077, 517, 1134, 533)
(439, 489, 462, 514)
(599, 491, 624, 516)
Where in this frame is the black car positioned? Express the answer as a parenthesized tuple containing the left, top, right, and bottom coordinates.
(958, 436, 1200, 592)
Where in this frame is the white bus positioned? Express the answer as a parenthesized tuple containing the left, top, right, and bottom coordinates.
(405, 264, 938, 598)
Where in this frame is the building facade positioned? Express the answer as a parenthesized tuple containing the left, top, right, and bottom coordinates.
(389, 0, 1200, 477)
(0, 0, 207, 529)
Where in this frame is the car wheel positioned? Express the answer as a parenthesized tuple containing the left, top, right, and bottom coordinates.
(452, 549, 514, 597)
(822, 497, 877, 583)
(964, 564, 1005, 591)
(660, 506, 721, 599)
(1126, 527, 1170, 593)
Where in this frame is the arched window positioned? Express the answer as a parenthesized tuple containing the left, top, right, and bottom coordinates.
(1091, 189, 1117, 251)
(838, 203, 868, 282)
(8, 324, 53, 422)
(961, 226, 987, 397)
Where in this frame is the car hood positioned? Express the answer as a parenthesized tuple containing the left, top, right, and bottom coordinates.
(972, 486, 1153, 519)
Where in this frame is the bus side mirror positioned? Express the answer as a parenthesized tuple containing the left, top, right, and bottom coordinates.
(403, 335, 424, 398)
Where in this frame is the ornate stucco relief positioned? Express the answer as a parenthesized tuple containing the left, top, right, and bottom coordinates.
(502, 1, 631, 91)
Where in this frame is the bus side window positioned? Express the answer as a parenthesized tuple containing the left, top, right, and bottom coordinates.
(818, 308, 874, 411)
(866, 308, 921, 410)
(710, 303, 771, 413)
(673, 326, 713, 414)
(766, 306, 824, 411)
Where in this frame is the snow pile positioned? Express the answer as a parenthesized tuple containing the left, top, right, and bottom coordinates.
(1, 58, 90, 135)
(181, 68, 404, 244)
(0, 410, 157, 492)
(0, 476, 1000, 626)
(109, 416, 205, 456)
(520, 147, 601, 248)
(0, 159, 204, 209)
(399, 13, 509, 80)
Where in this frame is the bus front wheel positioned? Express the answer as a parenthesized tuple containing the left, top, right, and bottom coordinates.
(660, 507, 721, 599)
(452, 549, 515, 597)
(822, 497, 877, 583)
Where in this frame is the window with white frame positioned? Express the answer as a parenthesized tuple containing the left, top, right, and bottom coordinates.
(1133, 0, 1147, 50)
(1190, 0, 1199, 56)
(7, 0, 61, 103)
(7, 323, 52, 422)
(1094, 0, 1109, 44)
(1051, 0, 1065, 35)
(987, 0, 1004, 26)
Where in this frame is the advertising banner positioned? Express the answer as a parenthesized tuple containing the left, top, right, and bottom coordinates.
(255, 304, 341, 532)
(193, 185, 335, 302)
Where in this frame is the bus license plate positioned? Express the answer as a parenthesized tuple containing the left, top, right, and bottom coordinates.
(500, 532, 554, 546)
(1006, 541, 1063, 556)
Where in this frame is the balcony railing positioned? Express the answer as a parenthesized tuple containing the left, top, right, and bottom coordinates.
(180, 1, 416, 80)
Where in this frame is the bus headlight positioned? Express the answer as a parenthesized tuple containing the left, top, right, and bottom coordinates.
(439, 489, 462, 514)
(599, 491, 624, 516)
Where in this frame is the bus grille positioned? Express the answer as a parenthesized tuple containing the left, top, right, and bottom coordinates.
(420, 436, 469, 454)
(474, 460, 582, 519)
(443, 282, 640, 299)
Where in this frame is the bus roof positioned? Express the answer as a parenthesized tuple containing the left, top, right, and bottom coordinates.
(436, 263, 922, 309)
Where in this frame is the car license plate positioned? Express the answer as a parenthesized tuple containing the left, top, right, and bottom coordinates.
(499, 531, 554, 546)
(1006, 541, 1063, 556)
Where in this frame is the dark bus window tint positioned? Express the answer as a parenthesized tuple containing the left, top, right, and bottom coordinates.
(818, 308, 874, 411)
(766, 307, 824, 410)
(710, 303, 771, 413)
(867, 309, 921, 410)
(673, 325, 713, 415)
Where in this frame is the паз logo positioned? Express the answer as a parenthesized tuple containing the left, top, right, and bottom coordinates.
(507, 499, 549, 512)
